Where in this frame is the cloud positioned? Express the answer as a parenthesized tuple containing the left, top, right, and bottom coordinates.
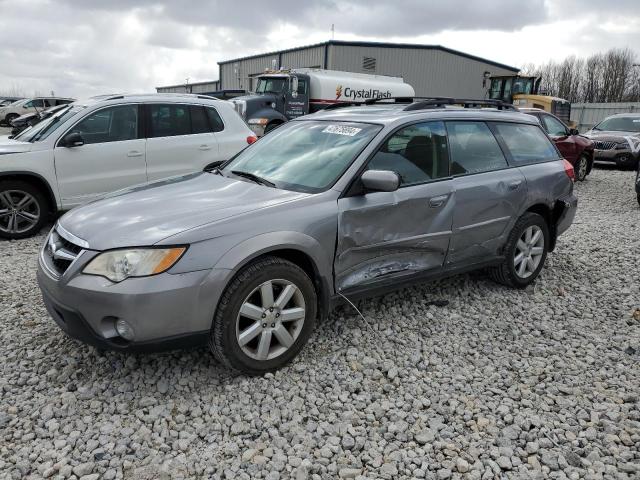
(0, 0, 638, 98)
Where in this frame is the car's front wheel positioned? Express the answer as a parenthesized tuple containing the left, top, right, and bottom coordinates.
(210, 256, 317, 375)
(0, 180, 49, 239)
(575, 154, 589, 181)
(489, 212, 549, 288)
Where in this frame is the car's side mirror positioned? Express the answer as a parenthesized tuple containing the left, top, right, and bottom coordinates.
(62, 132, 84, 147)
(361, 170, 400, 193)
(569, 128, 579, 136)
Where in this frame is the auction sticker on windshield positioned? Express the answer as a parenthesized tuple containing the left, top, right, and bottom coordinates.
(322, 125, 362, 136)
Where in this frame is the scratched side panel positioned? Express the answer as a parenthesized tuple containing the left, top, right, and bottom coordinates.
(335, 181, 455, 291)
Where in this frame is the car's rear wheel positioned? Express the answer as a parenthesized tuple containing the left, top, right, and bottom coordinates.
(489, 212, 549, 288)
(4, 113, 18, 125)
(575, 155, 589, 181)
(0, 180, 48, 239)
(209, 256, 317, 375)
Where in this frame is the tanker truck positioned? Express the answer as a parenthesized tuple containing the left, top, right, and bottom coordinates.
(230, 68, 415, 136)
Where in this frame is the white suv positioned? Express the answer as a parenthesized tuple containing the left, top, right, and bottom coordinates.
(0, 97, 75, 125)
(0, 94, 257, 239)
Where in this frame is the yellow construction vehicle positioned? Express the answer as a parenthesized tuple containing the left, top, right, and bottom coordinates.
(488, 75, 573, 126)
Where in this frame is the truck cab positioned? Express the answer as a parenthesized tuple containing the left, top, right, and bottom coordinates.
(232, 72, 310, 136)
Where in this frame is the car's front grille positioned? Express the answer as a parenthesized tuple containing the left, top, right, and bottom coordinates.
(41, 228, 84, 278)
(594, 140, 617, 150)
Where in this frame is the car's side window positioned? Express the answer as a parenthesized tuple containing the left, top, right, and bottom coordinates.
(446, 121, 508, 175)
(542, 115, 568, 136)
(492, 122, 559, 164)
(65, 105, 138, 145)
(23, 101, 34, 108)
(190, 105, 211, 134)
(367, 121, 449, 186)
(205, 107, 224, 132)
(149, 104, 191, 138)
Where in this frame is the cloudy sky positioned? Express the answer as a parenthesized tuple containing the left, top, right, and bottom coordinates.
(1, 0, 638, 98)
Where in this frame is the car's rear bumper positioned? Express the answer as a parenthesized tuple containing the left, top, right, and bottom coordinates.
(556, 193, 578, 237)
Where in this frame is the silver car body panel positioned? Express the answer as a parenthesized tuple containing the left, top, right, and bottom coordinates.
(39, 105, 577, 348)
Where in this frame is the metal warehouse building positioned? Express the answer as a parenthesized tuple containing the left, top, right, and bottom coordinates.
(158, 40, 519, 97)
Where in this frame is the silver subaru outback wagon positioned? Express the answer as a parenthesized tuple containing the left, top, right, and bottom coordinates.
(37, 98, 578, 375)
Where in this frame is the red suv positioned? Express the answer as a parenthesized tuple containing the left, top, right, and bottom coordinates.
(521, 108, 594, 181)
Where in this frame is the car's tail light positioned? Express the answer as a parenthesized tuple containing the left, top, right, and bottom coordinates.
(247, 135, 258, 145)
(563, 159, 575, 182)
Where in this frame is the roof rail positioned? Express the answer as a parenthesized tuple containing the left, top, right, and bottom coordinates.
(403, 97, 517, 111)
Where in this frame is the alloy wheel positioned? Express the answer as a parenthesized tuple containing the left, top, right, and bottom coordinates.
(514, 225, 545, 278)
(235, 279, 306, 361)
(0, 190, 41, 234)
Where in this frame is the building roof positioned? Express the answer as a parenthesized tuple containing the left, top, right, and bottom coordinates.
(155, 79, 220, 90)
(217, 40, 519, 72)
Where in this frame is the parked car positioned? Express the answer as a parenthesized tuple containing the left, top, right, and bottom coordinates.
(9, 104, 68, 137)
(0, 97, 74, 125)
(0, 96, 24, 107)
(520, 108, 594, 181)
(0, 93, 256, 239)
(37, 98, 577, 375)
(583, 114, 640, 169)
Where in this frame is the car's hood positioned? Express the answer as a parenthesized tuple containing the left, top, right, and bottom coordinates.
(0, 139, 32, 154)
(58, 172, 311, 250)
(584, 130, 640, 141)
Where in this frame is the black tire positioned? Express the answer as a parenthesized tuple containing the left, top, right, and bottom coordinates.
(0, 180, 49, 240)
(4, 113, 18, 125)
(209, 256, 317, 375)
(575, 155, 589, 181)
(637, 194, 640, 207)
(489, 212, 549, 289)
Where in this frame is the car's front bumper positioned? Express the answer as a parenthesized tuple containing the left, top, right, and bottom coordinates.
(593, 148, 637, 167)
(37, 253, 231, 351)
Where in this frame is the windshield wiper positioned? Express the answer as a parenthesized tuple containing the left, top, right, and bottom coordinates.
(231, 170, 275, 187)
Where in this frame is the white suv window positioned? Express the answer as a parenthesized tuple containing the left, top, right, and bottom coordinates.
(65, 105, 139, 145)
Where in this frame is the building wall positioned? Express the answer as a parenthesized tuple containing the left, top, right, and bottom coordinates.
(156, 81, 220, 94)
(328, 45, 516, 97)
(220, 45, 326, 91)
(571, 102, 640, 132)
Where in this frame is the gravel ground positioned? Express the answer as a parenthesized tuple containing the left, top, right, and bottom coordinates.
(1, 168, 639, 480)
(0, 126, 12, 136)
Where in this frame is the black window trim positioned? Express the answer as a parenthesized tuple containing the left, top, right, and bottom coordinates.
(54, 102, 143, 148)
(203, 104, 225, 133)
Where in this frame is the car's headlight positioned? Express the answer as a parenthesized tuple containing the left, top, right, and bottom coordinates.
(83, 247, 186, 282)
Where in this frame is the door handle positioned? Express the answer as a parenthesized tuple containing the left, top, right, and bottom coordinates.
(199, 144, 212, 151)
(508, 180, 522, 191)
(127, 151, 143, 157)
(428, 195, 448, 208)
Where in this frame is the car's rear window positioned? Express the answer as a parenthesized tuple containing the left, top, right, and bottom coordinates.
(493, 122, 560, 165)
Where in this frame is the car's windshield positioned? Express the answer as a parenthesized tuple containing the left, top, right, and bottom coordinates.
(25, 105, 84, 142)
(255, 77, 287, 94)
(594, 116, 640, 132)
(222, 121, 382, 193)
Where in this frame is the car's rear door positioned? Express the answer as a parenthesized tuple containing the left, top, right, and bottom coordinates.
(446, 120, 527, 265)
(145, 103, 220, 181)
(334, 121, 455, 292)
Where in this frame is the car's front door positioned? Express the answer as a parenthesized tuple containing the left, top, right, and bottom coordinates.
(540, 113, 577, 163)
(334, 121, 455, 292)
(145, 103, 220, 181)
(446, 121, 527, 265)
(54, 104, 147, 208)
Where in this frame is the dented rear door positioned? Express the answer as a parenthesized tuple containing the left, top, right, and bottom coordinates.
(334, 180, 455, 292)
